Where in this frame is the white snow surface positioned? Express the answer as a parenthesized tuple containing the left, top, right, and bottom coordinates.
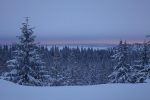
(0, 79, 150, 100)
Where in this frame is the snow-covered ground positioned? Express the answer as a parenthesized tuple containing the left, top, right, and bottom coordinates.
(0, 79, 150, 100)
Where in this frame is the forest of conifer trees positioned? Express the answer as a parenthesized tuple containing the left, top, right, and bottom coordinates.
(0, 19, 150, 86)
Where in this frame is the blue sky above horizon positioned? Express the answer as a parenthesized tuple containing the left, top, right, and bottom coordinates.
(0, 0, 150, 44)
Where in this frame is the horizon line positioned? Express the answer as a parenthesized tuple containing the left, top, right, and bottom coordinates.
(0, 39, 146, 45)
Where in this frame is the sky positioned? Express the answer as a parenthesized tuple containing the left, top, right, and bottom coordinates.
(0, 0, 150, 44)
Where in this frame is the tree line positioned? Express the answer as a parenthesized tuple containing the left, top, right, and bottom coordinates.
(0, 18, 150, 86)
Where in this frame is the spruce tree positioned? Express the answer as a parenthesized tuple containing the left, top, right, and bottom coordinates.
(50, 46, 64, 86)
(2, 18, 48, 86)
(131, 41, 150, 83)
(109, 41, 131, 83)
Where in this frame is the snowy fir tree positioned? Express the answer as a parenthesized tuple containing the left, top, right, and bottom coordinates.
(142, 41, 149, 66)
(68, 50, 82, 85)
(1, 18, 49, 86)
(139, 41, 149, 80)
(130, 41, 150, 83)
(109, 41, 131, 83)
(49, 46, 64, 86)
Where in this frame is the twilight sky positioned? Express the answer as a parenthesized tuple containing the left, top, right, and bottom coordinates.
(0, 0, 150, 44)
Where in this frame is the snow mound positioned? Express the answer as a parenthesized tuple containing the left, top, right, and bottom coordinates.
(0, 79, 150, 100)
(145, 79, 150, 83)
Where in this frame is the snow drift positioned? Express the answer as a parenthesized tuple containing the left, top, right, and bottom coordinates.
(0, 79, 150, 100)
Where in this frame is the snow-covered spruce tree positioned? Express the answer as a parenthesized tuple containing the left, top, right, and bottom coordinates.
(130, 41, 150, 83)
(142, 41, 150, 79)
(50, 46, 64, 86)
(109, 40, 131, 83)
(142, 41, 149, 66)
(2, 18, 49, 86)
